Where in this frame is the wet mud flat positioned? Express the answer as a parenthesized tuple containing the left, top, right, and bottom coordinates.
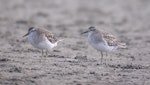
(0, 0, 150, 85)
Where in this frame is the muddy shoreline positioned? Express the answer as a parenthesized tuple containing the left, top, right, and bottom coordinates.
(0, 0, 150, 85)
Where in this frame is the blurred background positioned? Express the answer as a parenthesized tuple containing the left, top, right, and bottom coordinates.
(0, 0, 150, 85)
(0, 0, 150, 46)
(0, 0, 150, 37)
(0, 0, 150, 57)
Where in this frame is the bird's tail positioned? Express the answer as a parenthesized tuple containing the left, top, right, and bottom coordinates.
(118, 42, 127, 48)
(57, 38, 64, 43)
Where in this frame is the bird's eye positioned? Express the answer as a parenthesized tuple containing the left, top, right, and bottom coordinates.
(89, 26, 95, 31)
(31, 29, 36, 32)
(28, 27, 34, 32)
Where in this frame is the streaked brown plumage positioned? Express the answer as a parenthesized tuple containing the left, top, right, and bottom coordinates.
(23, 27, 62, 57)
(101, 31, 126, 47)
(82, 26, 126, 64)
(36, 28, 58, 43)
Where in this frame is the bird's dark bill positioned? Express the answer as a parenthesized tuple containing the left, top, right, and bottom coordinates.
(81, 31, 89, 34)
(23, 32, 29, 37)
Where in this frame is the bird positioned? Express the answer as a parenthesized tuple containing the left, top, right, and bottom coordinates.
(23, 27, 62, 57)
(81, 26, 126, 64)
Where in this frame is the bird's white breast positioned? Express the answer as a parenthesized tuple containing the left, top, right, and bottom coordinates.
(88, 32, 115, 52)
(28, 32, 38, 47)
(28, 32, 57, 50)
(38, 37, 57, 50)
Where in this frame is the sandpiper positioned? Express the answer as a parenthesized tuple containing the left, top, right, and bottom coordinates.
(23, 27, 62, 56)
(82, 26, 126, 64)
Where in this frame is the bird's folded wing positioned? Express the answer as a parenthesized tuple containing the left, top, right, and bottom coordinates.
(102, 32, 122, 46)
(42, 29, 58, 43)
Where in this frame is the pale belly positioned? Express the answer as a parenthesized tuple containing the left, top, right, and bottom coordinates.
(38, 40, 56, 50)
(88, 33, 116, 52)
(90, 42, 114, 52)
(28, 33, 57, 50)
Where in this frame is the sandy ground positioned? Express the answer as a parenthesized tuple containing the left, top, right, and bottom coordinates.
(0, 0, 150, 85)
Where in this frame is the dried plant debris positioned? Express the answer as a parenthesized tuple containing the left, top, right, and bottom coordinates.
(48, 55, 65, 58)
(74, 56, 87, 60)
(8, 66, 22, 73)
(0, 58, 10, 62)
(108, 64, 150, 69)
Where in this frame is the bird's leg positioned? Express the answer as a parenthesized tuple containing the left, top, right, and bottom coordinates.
(42, 50, 47, 57)
(100, 51, 103, 65)
(106, 52, 108, 57)
(42, 50, 44, 57)
(104, 52, 108, 66)
(46, 50, 48, 57)
(40, 50, 44, 62)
